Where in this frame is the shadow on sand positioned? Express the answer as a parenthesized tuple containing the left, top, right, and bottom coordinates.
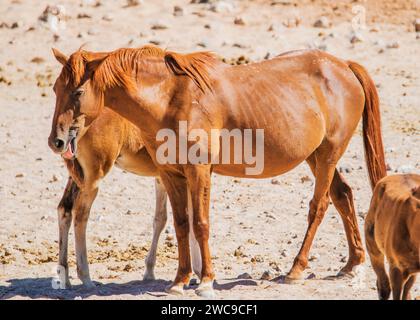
(0, 277, 259, 299)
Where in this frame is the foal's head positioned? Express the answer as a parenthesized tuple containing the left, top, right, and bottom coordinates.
(48, 48, 106, 159)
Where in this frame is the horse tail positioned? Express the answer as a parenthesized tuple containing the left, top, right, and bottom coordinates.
(348, 61, 386, 190)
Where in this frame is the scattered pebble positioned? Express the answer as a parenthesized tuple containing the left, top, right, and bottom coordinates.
(234, 17, 246, 26)
(173, 5, 184, 17)
(271, 178, 280, 185)
(414, 18, 420, 32)
(386, 41, 399, 49)
(260, 270, 273, 281)
(237, 272, 252, 280)
(313, 16, 330, 28)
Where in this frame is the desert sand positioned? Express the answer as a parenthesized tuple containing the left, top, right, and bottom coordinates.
(0, 0, 419, 299)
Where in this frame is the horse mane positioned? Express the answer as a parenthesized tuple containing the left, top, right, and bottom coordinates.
(91, 45, 218, 93)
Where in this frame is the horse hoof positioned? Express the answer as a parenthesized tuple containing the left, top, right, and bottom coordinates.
(196, 286, 216, 298)
(143, 272, 156, 281)
(195, 280, 215, 298)
(165, 283, 184, 296)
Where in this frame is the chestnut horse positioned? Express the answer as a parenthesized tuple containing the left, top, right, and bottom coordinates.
(50, 45, 386, 297)
(365, 174, 420, 300)
(48, 101, 169, 287)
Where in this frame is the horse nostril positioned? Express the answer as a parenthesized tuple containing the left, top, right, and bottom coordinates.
(54, 138, 65, 150)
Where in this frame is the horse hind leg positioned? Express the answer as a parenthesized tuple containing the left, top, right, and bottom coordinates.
(285, 151, 337, 282)
(57, 177, 78, 289)
(365, 217, 391, 299)
(329, 169, 365, 277)
(144, 178, 168, 280)
(402, 274, 416, 300)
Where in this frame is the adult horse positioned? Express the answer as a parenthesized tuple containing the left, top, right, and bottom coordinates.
(50, 45, 386, 297)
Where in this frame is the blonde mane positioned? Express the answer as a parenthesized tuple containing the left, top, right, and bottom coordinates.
(89, 45, 219, 93)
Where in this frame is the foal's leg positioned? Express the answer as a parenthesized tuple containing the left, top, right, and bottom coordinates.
(159, 172, 192, 295)
(57, 177, 78, 289)
(185, 166, 215, 298)
(365, 216, 391, 300)
(402, 274, 416, 300)
(286, 152, 336, 281)
(73, 185, 99, 288)
(329, 170, 365, 276)
(144, 178, 168, 280)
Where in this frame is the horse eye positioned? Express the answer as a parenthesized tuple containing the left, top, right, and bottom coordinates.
(73, 89, 84, 98)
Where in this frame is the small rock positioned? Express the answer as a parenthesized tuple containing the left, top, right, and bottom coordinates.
(340, 256, 347, 263)
(339, 166, 353, 174)
(210, 1, 234, 13)
(350, 33, 364, 44)
(87, 28, 98, 35)
(234, 246, 244, 257)
(306, 272, 316, 280)
(260, 270, 273, 281)
(77, 13, 91, 19)
(300, 175, 312, 183)
(237, 272, 252, 280)
(173, 6, 184, 17)
(271, 178, 280, 185)
(313, 16, 330, 28)
(309, 254, 320, 262)
(15, 173, 24, 178)
(31, 57, 45, 64)
(251, 255, 264, 263)
(281, 249, 288, 257)
(165, 234, 174, 241)
(234, 17, 245, 26)
(414, 18, 420, 32)
(125, 0, 141, 7)
(102, 14, 113, 21)
(151, 22, 168, 30)
(386, 42, 399, 49)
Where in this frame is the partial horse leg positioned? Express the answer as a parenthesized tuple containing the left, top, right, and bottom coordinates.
(402, 274, 416, 300)
(185, 166, 215, 298)
(286, 151, 337, 281)
(329, 170, 365, 276)
(188, 187, 202, 279)
(73, 185, 98, 288)
(57, 177, 78, 289)
(160, 172, 192, 295)
(144, 178, 168, 280)
(365, 209, 391, 299)
(389, 265, 406, 300)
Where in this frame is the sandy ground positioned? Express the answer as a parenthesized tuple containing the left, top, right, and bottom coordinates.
(0, 0, 419, 300)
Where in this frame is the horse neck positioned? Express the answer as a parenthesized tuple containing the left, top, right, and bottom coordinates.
(103, 74, 175, 137)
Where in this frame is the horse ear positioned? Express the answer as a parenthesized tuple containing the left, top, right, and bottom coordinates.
(52, 48, 68, 66)
(86, 55, 107, 75)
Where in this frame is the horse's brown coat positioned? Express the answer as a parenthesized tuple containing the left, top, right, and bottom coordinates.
(49, 45, 386, 296)
(365, 174, 420, 300)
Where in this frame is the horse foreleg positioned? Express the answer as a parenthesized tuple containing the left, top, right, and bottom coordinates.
(159, 172, 192, 296)
(144, 178, 168, 280)
(185, 166, 215, 298)
(57, 177, 78, 289)
(286, 153, 336, 282)
(73, 185, 98, 288)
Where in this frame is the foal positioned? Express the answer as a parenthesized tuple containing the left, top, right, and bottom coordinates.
(365, 174, 420, 300)
(49, 102, 168, 287)
(50, 46, 386, 297)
